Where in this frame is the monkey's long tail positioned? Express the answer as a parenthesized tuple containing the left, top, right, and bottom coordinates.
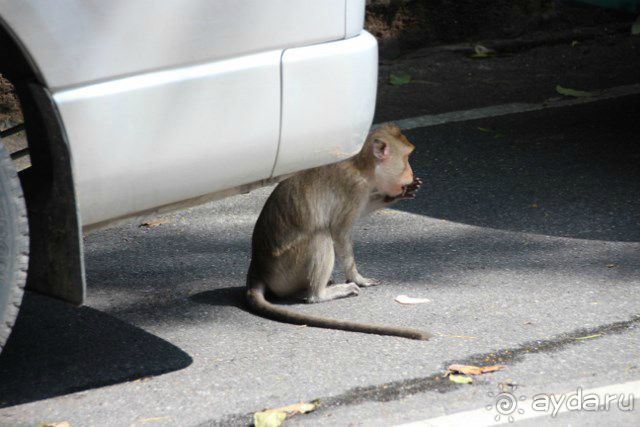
(246, 283, 430, 340)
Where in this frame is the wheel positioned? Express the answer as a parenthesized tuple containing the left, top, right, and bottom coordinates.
(0, 140, 28, 353)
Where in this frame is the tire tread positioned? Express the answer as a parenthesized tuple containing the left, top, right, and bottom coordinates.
(0, 141, 29, 351)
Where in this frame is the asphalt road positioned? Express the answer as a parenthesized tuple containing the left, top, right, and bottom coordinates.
(1, 39, 640, 427)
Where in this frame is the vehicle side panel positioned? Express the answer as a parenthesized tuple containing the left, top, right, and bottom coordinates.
(0, 0, 346, 90)
(274, 31, 378, 177)
(54, 51, 282, 226)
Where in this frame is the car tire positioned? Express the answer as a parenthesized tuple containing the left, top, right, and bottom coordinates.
(0, 141, 28, 352)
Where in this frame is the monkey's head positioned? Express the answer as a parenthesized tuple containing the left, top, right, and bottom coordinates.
(369, 124, 415, 197)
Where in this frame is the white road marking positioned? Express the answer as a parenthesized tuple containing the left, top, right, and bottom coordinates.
(374, 83, 640, 131)
(396, 379, 640, 427)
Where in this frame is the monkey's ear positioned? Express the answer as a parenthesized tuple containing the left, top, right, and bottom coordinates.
(373, 139, 389, 160)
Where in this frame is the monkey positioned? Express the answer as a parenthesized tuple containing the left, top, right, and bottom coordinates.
(246, 123, 430, 340)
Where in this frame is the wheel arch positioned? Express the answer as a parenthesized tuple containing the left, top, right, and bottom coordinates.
(0, 17, 85, 305)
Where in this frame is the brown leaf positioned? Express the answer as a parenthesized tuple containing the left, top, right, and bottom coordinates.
(480, 365, 507, 373)
(447, 364, 482, 375)
(270, 402, 316, 415)
(38, 423, 70, 427)
(447, 364, 506, 376)
(139, 219, 168, 228)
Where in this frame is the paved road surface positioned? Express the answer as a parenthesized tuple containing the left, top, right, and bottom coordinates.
(1, 34, 639, 427)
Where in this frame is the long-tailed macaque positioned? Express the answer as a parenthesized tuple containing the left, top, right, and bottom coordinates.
(246, 124, 429, 340)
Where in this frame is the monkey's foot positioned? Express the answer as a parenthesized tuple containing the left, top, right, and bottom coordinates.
(308, 283, 360, 303)
(348, 275, 380, 287)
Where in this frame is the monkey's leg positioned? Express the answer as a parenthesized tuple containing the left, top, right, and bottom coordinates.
(307, 234, 360, 303)
(334, 237, 379, 287)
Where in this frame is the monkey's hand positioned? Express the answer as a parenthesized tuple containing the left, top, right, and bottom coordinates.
(383, 177, 423, 203)
(402, 177, 423, 199)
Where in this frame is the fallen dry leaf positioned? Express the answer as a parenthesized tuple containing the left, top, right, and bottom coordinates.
(499, 380, 518, 390)
(480, 365, 507, 374)
(389, 72, 412, 85)
(139, 219, 168, 228)
(475, 44, 493, 54)
(140, 416, 172, 423)
(555, 85, 601, 98)
(272, 402, 316, 414)
(632, 15, 640, 35)
(38, 423, 70, 427)
(254, 410, 287, 427)
(254, 402, 316, 427)
(395, 295, 431, 305)
(470, 44, 495, 58)
(447, 364, 506, 376)
(575, 333, 602, 341)
(448, 374, 473, 384)
(448, 364, 482, 375)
